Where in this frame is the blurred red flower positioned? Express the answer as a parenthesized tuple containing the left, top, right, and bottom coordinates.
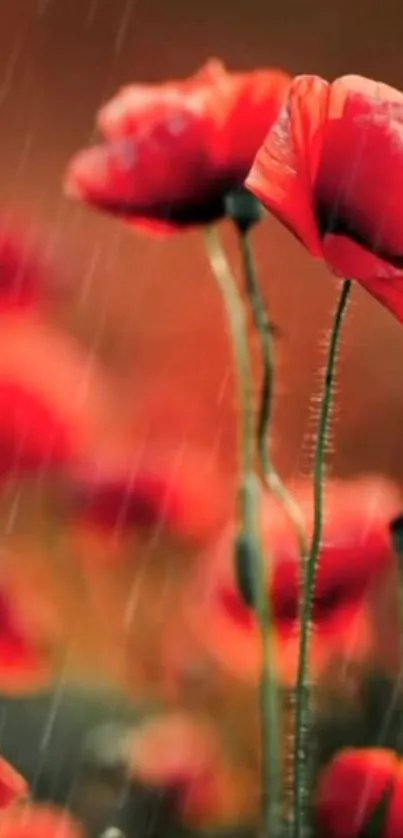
(64, 59, 290, 233)
(0, 223, 49, 311)
(0, 806, 84, 838)
(246, 74, 403, 324)
(175, 476, 402, 687)
(68, 444, 230, 549)
(0, 381, 72, 479)
(315, 747, 403, 838)
(126, 711, 255, 828)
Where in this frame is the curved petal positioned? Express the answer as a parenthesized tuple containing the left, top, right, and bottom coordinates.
(315, 748, 398, 838)
(385, 770, 403, 838)
(245, 74, 328, 256)
(67, 61, 291, 232)
(0, 759, 27, 808)
(64, 107, 222, 231)
(318, 75, 403, 263)
(0, 381, 72, 478)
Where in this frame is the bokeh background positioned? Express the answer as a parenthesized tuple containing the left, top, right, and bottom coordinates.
(2, 0, 403, 486)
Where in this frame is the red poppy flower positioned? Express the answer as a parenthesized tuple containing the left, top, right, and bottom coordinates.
(174, 476, 401, 687)
(67, 445, 230, 549)
(245, 74, 403, 324)
(64, 59, 290, 233)
(0, 381, 72, 479)
(315, 747, 403, 838)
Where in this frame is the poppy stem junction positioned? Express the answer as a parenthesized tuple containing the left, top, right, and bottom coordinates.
(293, 278, 352, 838)
(205, 224, 283, 838)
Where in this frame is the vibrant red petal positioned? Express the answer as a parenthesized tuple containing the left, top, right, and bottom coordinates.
(0, 381, 71, 477)
(64, 108, 224, 231)
(218, 68, 291, 177)
(246, 74, 328, 255)
(67, 62, 291, 231)
(0, 759, 27, 808)
(315, 748, 398, 838)
(384, 770, 403, 838)
(318, 76, 403, 263)
(96, 59, 229, 142)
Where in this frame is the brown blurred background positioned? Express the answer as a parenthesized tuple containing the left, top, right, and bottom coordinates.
(2, 0, 403, 487)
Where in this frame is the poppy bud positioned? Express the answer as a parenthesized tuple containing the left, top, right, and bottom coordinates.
(234, 530, 261, 609)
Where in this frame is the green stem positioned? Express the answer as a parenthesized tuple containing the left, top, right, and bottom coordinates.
(293, 279, 352, 838)
(205, 226, 254, 477)
(238, 229, 309, 567)
(205, 225, 282, 838)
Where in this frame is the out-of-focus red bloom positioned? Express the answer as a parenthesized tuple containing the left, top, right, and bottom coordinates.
(246, 74, 403, 324)
(174, 476, 401, 688)
(64, 59, 290, 233)
(0, 381, 72, 479)
(0, 314, 135, 482)
(127, 711, 256, 828)
(315, 747, 403, 838)
(68, 445, 230, 549)
(0, 806, 84, 838)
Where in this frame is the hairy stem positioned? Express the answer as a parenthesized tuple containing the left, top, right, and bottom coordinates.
(293, 279, 352, 838)
(205, 224, 282, 837)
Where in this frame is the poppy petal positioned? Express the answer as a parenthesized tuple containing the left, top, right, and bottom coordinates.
(245, 74, 328, 256)
(65, 109, 223, 231)
(384, 770, 403, 838)
(0, 381, 71, 478)
(315, 748, 398, 838)
(248, 72, 403, 325)
(317, 76, 403, 263)
(0, 759, 27, 809)
(66, 61, 290, 232)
